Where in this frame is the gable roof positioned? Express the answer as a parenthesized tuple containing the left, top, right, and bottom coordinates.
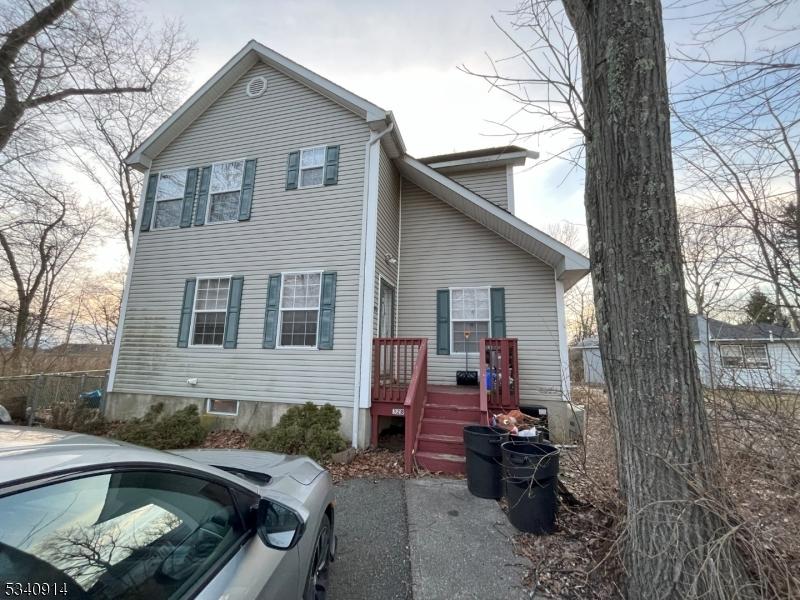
(420, 145, 539, 172)
(126, 41, 589, 288)
(575, 317, 798, 348)
(697, 317, 798, 341)
(126, 40, 405, 170)
(396, 156, 590, 289)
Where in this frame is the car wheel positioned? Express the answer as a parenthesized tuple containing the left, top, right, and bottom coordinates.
(303, 514, 331, 600)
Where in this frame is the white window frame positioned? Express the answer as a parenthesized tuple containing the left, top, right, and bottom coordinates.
(205, 159, 246, 225)
(298, 146, 326, 189)
(719, 344, 745, 369)
(449, 286, 491, 356)
(189, 275, 232, 348)
(277, 270, 323, 350)
(206, 398, 239, 416)
(742, 343, 770, 369)
(152, 168, 188, 230)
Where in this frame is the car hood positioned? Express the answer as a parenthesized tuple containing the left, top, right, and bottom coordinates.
(170, 449, 324, 486)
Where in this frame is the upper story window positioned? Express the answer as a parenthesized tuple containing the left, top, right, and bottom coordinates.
(192, 277, 230, 346)
(279, 272, 321, 347)
(299, 147, 325, 188)
(208, 160, 245, 223)
(451, 287, 490, 354)
(153, 170, 187, 229)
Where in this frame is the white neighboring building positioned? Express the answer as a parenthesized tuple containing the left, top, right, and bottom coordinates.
(575, 315, 800, 391)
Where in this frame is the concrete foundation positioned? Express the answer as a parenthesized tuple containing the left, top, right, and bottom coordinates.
(105, 392, 371, 447)
(523, 398, 586, 443)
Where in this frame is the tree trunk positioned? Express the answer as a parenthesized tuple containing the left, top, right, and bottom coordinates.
(561, 1, 753, 598)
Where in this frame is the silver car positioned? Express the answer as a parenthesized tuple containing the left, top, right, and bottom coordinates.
(0, 426, 336, 599)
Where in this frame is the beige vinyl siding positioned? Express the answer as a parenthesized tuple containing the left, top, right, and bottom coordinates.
(397, 180, 563, 403)
(113, 61, 370, 407)
(373, 144, 400, 336)
(449, 167, 509, 211)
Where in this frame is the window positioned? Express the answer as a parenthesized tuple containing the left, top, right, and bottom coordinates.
(192, 277, 230, 346)
(0, 471, 247, 598)
(279, 272, 321, 347)
(208, 160, 244, 223)
(299, 147, 325, 188)
(743, 344, 770, 369)
(719, 344, 743, 368)
(153, 170, 187, 229)
(206, 398, 239, 416)
(720, 343, 770, 369)
(451, 287, 490, 354)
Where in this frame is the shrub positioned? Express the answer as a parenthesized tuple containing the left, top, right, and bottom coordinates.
(113, 402, 207, 449)
(49, 401, 107, 435)
(250, 402, 347, 462)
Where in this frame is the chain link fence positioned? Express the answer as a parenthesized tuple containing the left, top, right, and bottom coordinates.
(0, 370, 109, 425)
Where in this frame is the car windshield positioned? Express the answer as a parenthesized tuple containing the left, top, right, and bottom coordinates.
(0, 471, 246, 599)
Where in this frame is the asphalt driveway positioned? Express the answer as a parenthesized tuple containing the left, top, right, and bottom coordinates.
(328, 477, 533, 600)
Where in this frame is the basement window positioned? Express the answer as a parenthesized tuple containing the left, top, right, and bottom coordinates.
(206, 398, 239, 416)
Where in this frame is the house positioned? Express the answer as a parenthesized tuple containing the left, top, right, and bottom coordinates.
(575, 315, 800, 391)
(107, 41, 590, 471)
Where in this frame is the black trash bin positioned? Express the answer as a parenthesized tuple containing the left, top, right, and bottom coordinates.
(509, 430, 543, 444)
(501, 441, 560, 534)
(463, 425, 509, 499)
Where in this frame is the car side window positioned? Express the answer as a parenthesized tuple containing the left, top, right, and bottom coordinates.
(0, 470, 247, 599)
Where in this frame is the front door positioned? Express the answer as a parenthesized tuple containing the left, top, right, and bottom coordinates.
(379, 279, 395, 337)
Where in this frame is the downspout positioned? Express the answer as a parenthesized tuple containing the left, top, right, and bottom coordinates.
(352, 122, 395, 448)
(395, 176, 402, 335)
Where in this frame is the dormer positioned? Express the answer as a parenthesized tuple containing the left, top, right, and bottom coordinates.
(420, 145, 538, 214)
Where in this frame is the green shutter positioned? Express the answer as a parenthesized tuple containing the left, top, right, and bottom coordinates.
(180, 168, 199, 228)
(140, 173, 159, 232)
(223, 276, 244, 349)
(490, 287, 506, 338)
(317, 272, 337, 350)
(286, 151, 300, 190)
(238, 159, 257, 221)
(324, 145, 340, 186)
(263, 274, 282, 349)
(177, 278, 196, 348)
(436, 289, 450, 355)
(194, 166, 212, 226)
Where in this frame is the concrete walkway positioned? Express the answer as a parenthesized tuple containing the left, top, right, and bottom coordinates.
(329, 477, 532, 600)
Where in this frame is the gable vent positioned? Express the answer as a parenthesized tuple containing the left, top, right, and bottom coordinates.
(246, 75, 268, 98)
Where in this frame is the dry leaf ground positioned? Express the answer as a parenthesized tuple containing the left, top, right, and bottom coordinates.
(512, 385, 800, 599)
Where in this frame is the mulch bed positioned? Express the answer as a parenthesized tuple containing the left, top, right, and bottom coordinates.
(326, 448, 407, 483)
(202, 429, 251, 449)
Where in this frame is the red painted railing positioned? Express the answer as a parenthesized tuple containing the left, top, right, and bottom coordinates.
(479, 338, 520, 423)
(403, 342, 427, 473)
(371, 338, 428, 473)
(372, 338, 425, 404)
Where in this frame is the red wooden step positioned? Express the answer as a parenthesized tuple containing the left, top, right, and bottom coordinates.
(417, 432, 464, 455)
(415, 451, 466, 475)
(424, 403, 482, 421)
(427, 386, 480, 408)
(421, 418, 473, 437)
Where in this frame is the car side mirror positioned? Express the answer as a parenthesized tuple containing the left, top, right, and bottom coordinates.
(256, 498, 305, 550)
